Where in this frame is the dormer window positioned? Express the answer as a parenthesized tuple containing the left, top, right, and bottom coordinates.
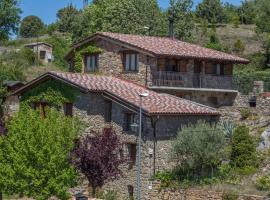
(85, 54, 99, 72)
(124, 53, 138, 71)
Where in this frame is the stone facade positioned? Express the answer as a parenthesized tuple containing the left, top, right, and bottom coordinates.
(70, 91, 219, 199)
(25, 43, 53, 64)
(69, 38, 237, 107)
(146, 181, 266, 200)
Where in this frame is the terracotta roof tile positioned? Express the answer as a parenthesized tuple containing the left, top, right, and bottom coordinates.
(96, 32, 248, 63)
(48, 71, 218, 115)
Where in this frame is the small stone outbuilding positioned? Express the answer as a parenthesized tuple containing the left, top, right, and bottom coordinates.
(25, 42, 53, 64)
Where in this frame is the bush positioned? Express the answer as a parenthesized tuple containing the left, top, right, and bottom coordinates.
(19, 48, 36, 65)
(230, 126, 258, 169)
(155, 171, 175, 188)
(233, 39, 245, 54)
(96, 190, 118, 200)
(171, 121, 226, 180)
(222, 191, 239, 200)
(240, 108, 251, 120)
(255, 175, 270, 191)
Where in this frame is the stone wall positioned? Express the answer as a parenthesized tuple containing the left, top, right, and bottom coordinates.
(145, 181, 266, 200)
(72, 91, 219, 199)
(78, 39, 157, 86)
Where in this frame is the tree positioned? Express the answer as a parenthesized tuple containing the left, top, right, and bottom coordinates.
(171, 121, 225, 179)
(71, 0, 166, 42)
(255, 0, 270, 33)
(0, 0, 21, 41)
(19, 15, 45, 38)
(230, 126, 257, 169)
(195, 0, 226, 24)
(71, 127, 125, 196)
(233, 39, 245, 54)
(205, 31, 226, 52)
(168, 0, 194, 41)
(0, 107, 81, 200)
(56, 4, 80, 33)
(239, 0, 256, 25)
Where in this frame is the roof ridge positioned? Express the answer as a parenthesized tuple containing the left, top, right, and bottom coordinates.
(98, 31, 178, 41)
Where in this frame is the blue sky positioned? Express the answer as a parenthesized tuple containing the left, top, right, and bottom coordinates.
(19, 0, 242, 25)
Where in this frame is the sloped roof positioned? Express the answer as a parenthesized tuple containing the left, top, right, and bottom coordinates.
(67, 32, 249, 64)
(13, 71, 219, 116)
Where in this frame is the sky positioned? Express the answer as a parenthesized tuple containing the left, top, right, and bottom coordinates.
(19, 0, 242, 25)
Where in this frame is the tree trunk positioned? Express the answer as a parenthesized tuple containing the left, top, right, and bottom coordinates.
(0, 191, 3, 200)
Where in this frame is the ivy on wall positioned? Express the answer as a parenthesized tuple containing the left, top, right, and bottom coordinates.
(21, 80, 79, 107)
(74, 44, 103, 73)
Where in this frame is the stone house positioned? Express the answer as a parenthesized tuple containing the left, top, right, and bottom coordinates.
(65, 32, 249, 107)
(10, 71, 219, 199)
(25, 42, 53, 64)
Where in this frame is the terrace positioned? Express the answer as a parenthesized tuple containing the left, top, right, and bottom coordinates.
(149, 58, 235, 91)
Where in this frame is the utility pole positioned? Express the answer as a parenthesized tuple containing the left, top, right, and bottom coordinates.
(136, 93, 149, 200)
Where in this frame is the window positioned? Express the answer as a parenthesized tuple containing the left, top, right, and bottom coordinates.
(127, 185, 134, 198)
(125, 113, 135, 131)
(127, 143, 136, 164)
(205, 63, 218, 74)
(64, 103, 73, 117)
(85, 54, 98, 72)
(124, 53, 138, 71)
(32, 102, 48, 118)
(39, 51, 46, 60)
(104, 101, 112, 122)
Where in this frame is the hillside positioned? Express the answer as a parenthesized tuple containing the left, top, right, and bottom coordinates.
(195, 24, 262, 55)
(0, 24, 264, 83)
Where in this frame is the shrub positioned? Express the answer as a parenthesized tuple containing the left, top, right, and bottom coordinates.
(240, 108, 251, 120)
(230, 126, 258, 169)
(0, 106, 81, 200)
(19, 48, 36, 65)
(155, 171, 175, 188)
(255, 175, 270, 191)
(222, 191, 239, 200)
(96, 190, 118, 200)
(171, 121, 225, 180)
(233, 39, 245, 54)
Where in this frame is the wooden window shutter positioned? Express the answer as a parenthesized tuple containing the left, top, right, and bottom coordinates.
(129, 144, 136, 163)
(64, 103, 73, 117)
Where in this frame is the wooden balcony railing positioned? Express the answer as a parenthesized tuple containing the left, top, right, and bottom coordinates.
(151, 71, 233, 90)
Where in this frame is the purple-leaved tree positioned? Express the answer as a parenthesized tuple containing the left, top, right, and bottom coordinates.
(71, 127, 125, 196)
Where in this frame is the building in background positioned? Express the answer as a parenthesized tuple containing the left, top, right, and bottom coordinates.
(25, 42, 53, 64)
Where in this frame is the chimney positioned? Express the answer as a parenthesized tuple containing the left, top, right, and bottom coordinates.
(169, 18, 174, 39)
(168, 9, 175, 39)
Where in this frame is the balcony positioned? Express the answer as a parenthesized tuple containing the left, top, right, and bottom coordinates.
(151, 71, 234, 90)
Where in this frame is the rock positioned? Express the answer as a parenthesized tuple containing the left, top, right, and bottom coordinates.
(258, 127, 270, 150)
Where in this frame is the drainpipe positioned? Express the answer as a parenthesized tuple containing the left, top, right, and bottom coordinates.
(151, 116, 159, 176)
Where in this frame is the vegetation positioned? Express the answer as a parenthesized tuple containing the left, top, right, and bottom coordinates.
(170, 121, 225, 181)
(230, 126, 257, 170)
(74, 44, 103, 72)
(0, 106, 81, 200)
(168, 0, 194, 40)
(19, 15, 45, 38)
(222, 191, 239, 200)
(71, 127, 125, 197)
(56, 4, 80, 34)
(21, 79, 79, 106)
(195, 0, 225, 24)
(255, 175, 270, 191)
(0, 0, 21, 41)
